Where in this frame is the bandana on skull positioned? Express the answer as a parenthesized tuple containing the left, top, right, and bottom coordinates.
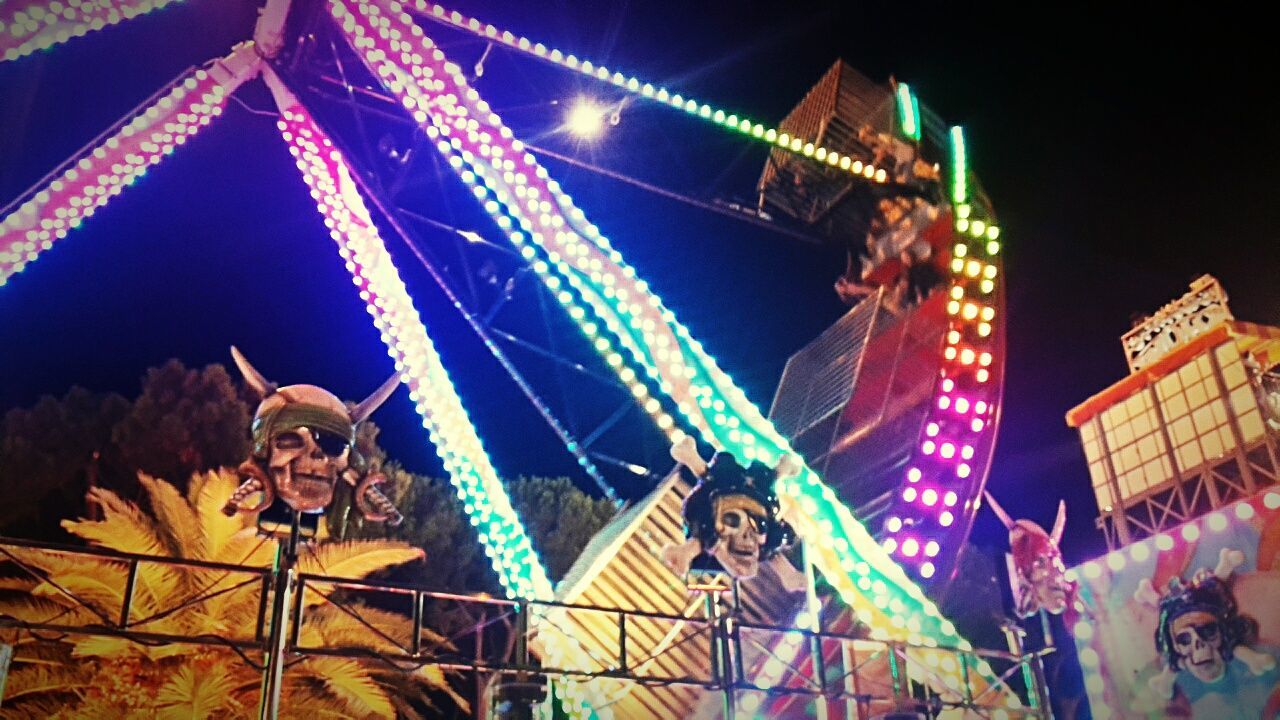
(221, 346, 404, 524)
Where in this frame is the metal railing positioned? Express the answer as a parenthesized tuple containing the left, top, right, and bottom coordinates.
(1, 536, 1049, 718)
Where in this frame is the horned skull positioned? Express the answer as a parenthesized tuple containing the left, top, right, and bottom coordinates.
(261, 387, 353, 512)
(985, 491, 1075, 618)
(222, 346, 404, 524)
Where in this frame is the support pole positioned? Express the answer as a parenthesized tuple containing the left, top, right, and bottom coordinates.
(804, 543, 829, 720)
(258, 512, 302, 720)
(1002, 618, 1051, 717)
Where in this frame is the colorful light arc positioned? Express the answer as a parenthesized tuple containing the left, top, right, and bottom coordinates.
(331, 0, 988, 658)
(0, 0, 1019, 707)
(0, 43, 260, 286)
(264, 69, 608, 719)
(0, 0, 185, 63)
(372, 0, 1007, 586)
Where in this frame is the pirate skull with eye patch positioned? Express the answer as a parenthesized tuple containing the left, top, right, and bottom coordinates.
(221, 347, 404, 524)
(1171, 610, 1225, 683)
(1152, 563, 1274, 690)
(659, 437, 797, 582)
(262, 394, 352, 513)
(712, 495, 769, 578)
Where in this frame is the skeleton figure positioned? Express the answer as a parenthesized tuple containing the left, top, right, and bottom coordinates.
(660, 437, 798, 583)
(222, 346, 404, 525)
(985, 491, 1075, 618)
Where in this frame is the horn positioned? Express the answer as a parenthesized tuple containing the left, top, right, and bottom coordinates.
(1051, 499, 1067, 546)
(983, 490, 1016, 531)
(351, 372, 401, 423)
(230, 346, 275, 398)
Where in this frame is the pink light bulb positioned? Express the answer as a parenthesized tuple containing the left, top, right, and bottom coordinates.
(970, 418, 985, 432)
(938, 396, 951, 410)
(961, 445, 975, 460)
(955, 397, 970, 413)
(921, 562, 936, 578)
(907, 467, 922, 482)
(939, 443, 956, 459)
(957, 463, 972, 478)
(940, 511, 955, 527)
(887, 516, 903, 532)
(903, 487, 918, 502)
(975, 401, 988, 414)
(942, 378, 955, 392)
(922, 489, 938, 506)
(902, 538, 920, 557)
(922, 440, 937, 455)
(925, 541, 940, 557)
(944, 491, 958, 507)
(926, 422, 940, 437)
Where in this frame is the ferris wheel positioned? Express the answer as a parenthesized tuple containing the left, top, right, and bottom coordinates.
(0, 1, 1008, 716)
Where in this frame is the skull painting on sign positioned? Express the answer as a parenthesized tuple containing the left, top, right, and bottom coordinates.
(659, 437, 797, 582)
(1137, 549, 1280, 714)
(1169, 608, 1226, 683)
(221, 347, 404, 524)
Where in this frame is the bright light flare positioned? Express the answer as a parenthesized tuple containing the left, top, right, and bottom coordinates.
(565, 98, 607, 139)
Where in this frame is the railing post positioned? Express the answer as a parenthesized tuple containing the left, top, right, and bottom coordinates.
(617, 611, 627, 673)
(1003, 618, 1051, 716)
(119, 560, 140, 628)
(411, 590, 423, 657)
(258, 512, 301, 720)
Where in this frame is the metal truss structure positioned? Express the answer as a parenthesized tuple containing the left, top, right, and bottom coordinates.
(1096, 434, 1280, 549)
(273, 15, 674, 500)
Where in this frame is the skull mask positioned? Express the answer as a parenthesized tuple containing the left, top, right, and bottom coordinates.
(259, 386, 354, 513)
(665, 442, 797, 583)
(1171, 610, 1226, 683)
(223, 347, 403, 522)
(710, 495, 768, 579)
(986, 491, 1075, 618)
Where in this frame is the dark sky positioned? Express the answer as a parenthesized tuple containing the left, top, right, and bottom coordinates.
(1, 0, 1276, 567)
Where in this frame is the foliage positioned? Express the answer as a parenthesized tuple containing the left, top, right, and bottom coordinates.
(0, 360, 253, 539)
(504, 476, 617, 583)
(113, 360, 253, 490)
(333, 469, 616, 588)
(0, 469, 463, 719)
(0, 386, 129, 535)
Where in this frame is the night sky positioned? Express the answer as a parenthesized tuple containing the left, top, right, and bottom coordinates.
(2, 0, 1277, 572)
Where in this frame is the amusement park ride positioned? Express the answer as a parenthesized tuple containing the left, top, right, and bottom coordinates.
(0, 1, 1039, 718)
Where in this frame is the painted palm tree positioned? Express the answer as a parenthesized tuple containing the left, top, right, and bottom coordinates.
(0, 469, 466, 718)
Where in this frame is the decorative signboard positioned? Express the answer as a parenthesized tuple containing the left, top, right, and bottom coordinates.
(1070, 488, 1280, 719)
